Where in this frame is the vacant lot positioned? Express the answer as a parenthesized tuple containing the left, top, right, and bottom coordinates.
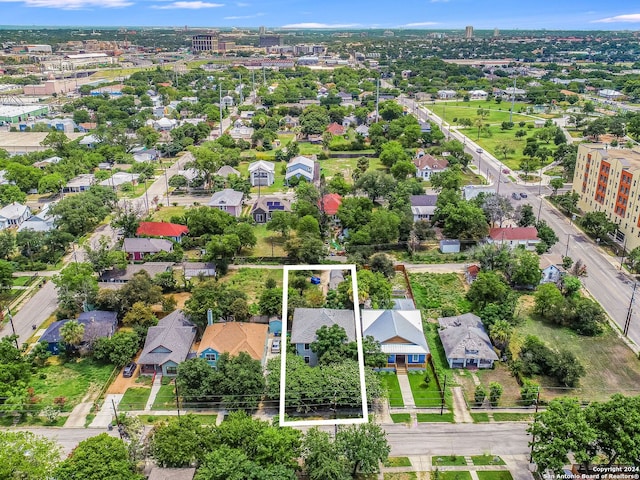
(428, 100, 533, 125)
(220, 267, 283, 303)
(518, 314, 640, 402)
(409, 272, 471, 319)
(30, 358, 115, 410)
(248, 224, 287, 258)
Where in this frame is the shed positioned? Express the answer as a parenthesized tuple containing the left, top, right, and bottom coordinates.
(440, 239, 460, 254)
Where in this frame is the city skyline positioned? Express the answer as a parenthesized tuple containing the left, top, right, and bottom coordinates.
(0, 0, 640, 30)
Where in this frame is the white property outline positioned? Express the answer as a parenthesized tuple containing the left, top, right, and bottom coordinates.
(279, 264, 368, 427)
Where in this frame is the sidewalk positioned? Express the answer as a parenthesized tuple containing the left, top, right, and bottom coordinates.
(396, 372, 415, 408)
(145, 375, 163, 411)
(90, 393, 123, 428)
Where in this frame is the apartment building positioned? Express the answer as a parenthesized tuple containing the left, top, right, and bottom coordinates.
(572, 143, 640, 248)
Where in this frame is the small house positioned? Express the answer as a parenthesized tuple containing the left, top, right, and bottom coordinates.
(248, 160, 275, 187)
(438, 313, 498, 369)
(320, 193, 342, 218)
(64, 174, 95, 193)
(326, 122, 345, 136)
(99, 172, 140, 190)
(99, 262, 174, 283)
(539, 253, 565, 284)
(437, 89, 456, 99)
(487, 227, 540, 251)
(250, 196, 291, 224)
(138, 310, 196, 376)
(123, 238, 173, 261)
(0, 202, 31, 227)
(414, 152, 448, 181)
(17, 203, 55, 233)
(285, 155, 317, 185)
(38, 311, 118, 355)
(216, 165, 241, 179)
(361, 309, 430, 371)
(197, 322, 269, 368)
(290, 308, 355, 366)
(465, 264, 480, 284)
(410, 194, 438, 222)
(182, 262, 216, 280)
(207, 189, 244, 217)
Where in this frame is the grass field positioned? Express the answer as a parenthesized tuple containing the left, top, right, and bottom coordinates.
(248, 224, 287, 258)
(391, 413, 411, 423)
(220, 267, 283, 303)
(470, 412, 490, 423)
(119, 387, 151, 412)
(462, 125, 559, 171)
(517, 312, 640, 402)
(416, 412, 454, 423)
(472, 455, 506, 466)
(427, 100, 534, 125)
(409, 272, 471, 319)
(379, 372, 404, 407)
(152, 383, 176, 410)
(384, 457, 412, 467)
(30, 359, 115, 411)
(492, 412, 534, 422)
(151, 205, 188, 222)
(440, 473, 472, 480)
(384, 473, 417, 480)
(13, 276, 34, 287)
(408, 371, 441, 407)
(477, 472, 513, 480)
(433, 455, 467, 466)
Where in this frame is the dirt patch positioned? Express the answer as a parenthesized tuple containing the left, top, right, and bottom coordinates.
(106, 353, 143, 395)
(169, 292, 192, 310)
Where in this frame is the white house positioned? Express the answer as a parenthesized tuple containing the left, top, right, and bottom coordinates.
(17, 203, 56, 233)
(540, 254, 565, 284)
(468, 89, 488, 100)
(413, 152, 449, 181)
(248, 160, 275, 187)
(437, 89, 457, 99)
(0, 202, 31, 227)
(221, 95, 234, 108)
(487, 227, 540, 251)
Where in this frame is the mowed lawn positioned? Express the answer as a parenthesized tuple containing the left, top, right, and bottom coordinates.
(119, 387, 152, 412)
(246, 224, 287, 258)
(517, 314, 640, 402)
(408, 370, 441, 407)
(378, 372, 404, 407)
(463, 125, 560, 171)
(427, 100, 534, 125)
(30, 359, 115, 411)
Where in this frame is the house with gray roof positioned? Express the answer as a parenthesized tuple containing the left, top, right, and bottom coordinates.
(290, 308, 355, 366)
(208, 189, 244, 217)
(361, 309, 430, 370)
(17, 203, 56, 233)
(248, 160, 275, 187)
(182, 262, 216, 280)
(64, 174, 95, 193)
(0, 202, 31, 227)
(138, 310, 196, 376)
(329, 269, 345, 290)
(123, 238, 173, 261)
(38, 310, 118, 355)
(437, 313, 498, 369)
(410, 194, 438, 222)
(99, 262, 174, 283)
(216, 165, 241, 179)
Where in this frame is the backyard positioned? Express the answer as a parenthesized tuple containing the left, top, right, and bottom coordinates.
(409, 272, 471, 320)
(219, 267, 284, 303)
(246, 224, 287, 258)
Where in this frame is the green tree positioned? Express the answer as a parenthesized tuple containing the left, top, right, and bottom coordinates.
(336, 197, 373, 231)
(0, 259, 13, 291)
(390, 160, 417, 180)
(122, 301, 157, 327)
(284, 235, 324, 264)
(534, 283, 564, 319)
(379, 140, 410, 169)
(149, 415, 208, 468)
(92, 331, 139, 367)
(302, 428, 350, 480)
(0, 431, 61, 480)
(369, 253, 395, 278)
(515, 204, 536, 227)
(60, 320, 85, 350)
(430, 165, 463, 190)
(311, 324, 349, 364)
(55, 433, 143, 480)
(355, 171, 396, 201)
(507, 250, 540, 286)
(529, 398, 596, 474)
(184, 280, 247, 329)
(474, 385, 487, 406)
(467, 271, 510, 309)
(52, 263, 98, 316)
(259, 288, 283, 317)
(216, 352, 266, 410)
(38, 173, 65, 195)
(580, 211, 617, 240)
(266, 210, 295, 238)
(118, 270, 163, 313)
(336, 422, 390, 477)
(549, 177, 564, 195)
(488, 319, 512, 354)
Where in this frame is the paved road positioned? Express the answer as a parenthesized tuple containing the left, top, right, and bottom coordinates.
(9, 427, 118, 455)
(0, 281, 57, 345)
(399, 95, 640, 350)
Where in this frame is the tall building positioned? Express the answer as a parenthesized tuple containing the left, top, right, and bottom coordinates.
(465, 26, 474, 39)
(572, 144, 640, 248)
(192, 34, 218, 52)
(259, 26, 266, 35)
(259, 35, 282, 48)
(493, 28, 500, 37)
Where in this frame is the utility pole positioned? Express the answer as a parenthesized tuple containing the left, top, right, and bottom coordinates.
(219, 83, 223, 138)
(440, 375, 447, 415)
(6, 306, 19, 349)
(164, 163, 170, 207)
(620, 237, 628, 270)
(624, 282, 637, 336)
(565, 233, 571, 258)
(528, 387, 540, 463)
(175, 381, 181, 420)
(111, 398, 122, 438)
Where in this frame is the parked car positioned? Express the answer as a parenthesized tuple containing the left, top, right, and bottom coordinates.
(520, 193, 528, 198)
(511, 192, 521, 200)
(476, 148, 483, 153)
(271, 339, 281, 354)
(123, 362, 137, 378)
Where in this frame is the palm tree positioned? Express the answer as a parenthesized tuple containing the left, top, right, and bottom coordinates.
(60, 320, 85, 351)
(489, 319, 512, 355)
(474, 117, 484, 140)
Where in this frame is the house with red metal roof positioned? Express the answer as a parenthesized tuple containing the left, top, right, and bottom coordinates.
(325, 122, 345, 136)
(320, 193, 342, 217)
(136, 222, 189, 243)
(487, 227, 540, 251)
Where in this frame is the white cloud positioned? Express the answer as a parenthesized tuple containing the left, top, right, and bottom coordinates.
(280, 22, 360, 29)
(592, 13, 640, 23)
(153, 0, 223, 7)
(403, 21, 439, 27)
(1, 0, 132, 8)
(225, 12, 263, 19)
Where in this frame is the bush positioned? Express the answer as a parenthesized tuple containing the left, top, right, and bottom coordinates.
(489, 382, 503, 407)
(520, 380, 539, 406)
(474, 385, 486, 407)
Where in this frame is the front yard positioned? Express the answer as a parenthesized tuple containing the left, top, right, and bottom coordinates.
(379, 372, 404, 407)
(407, 370, 441, 407)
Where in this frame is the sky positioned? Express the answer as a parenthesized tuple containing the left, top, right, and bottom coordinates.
(1, 0, 640, 30)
